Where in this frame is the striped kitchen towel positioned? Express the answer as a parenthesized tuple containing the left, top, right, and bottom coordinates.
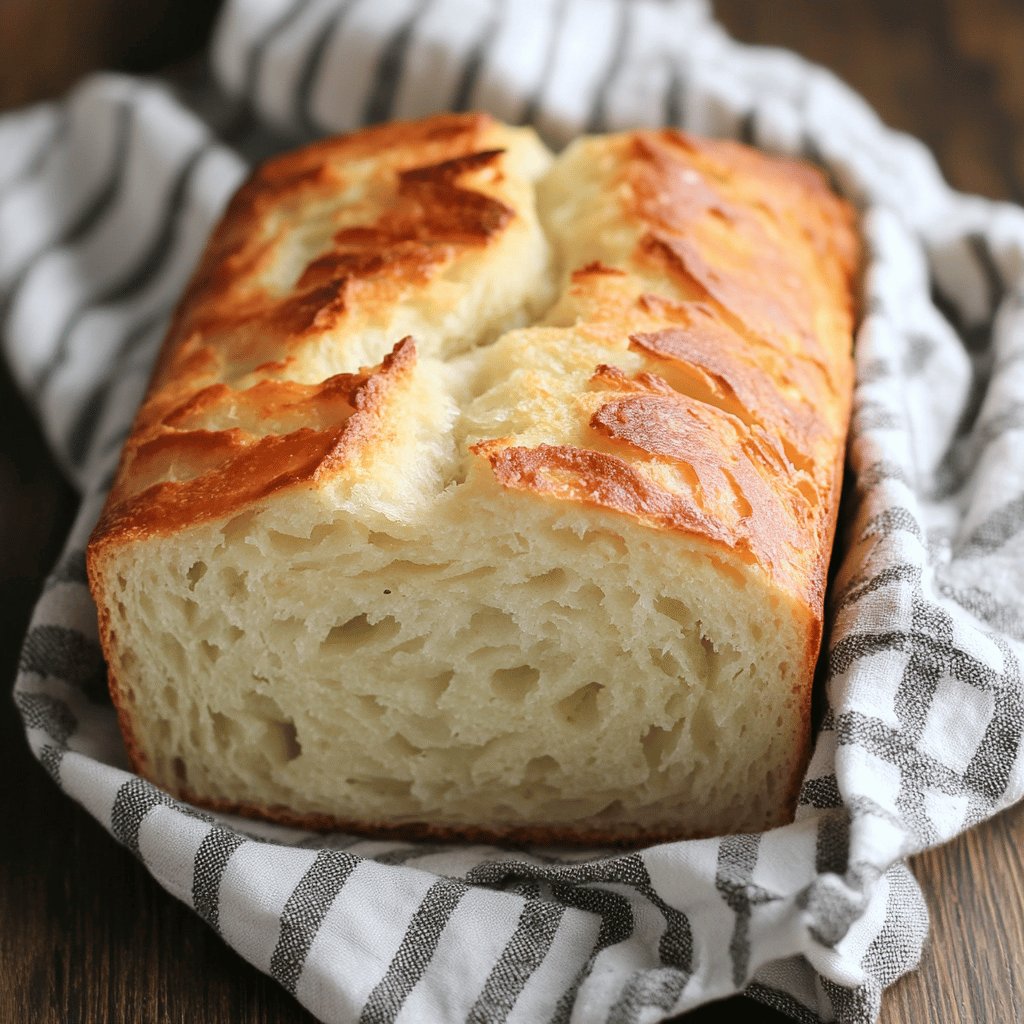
(7, 0, 1024, 1021)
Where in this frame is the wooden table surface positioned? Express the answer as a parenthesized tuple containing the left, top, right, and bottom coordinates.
(2, 1, 1023, 1021)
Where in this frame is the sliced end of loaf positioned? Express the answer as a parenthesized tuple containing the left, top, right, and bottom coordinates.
(91, 462, 814, 841)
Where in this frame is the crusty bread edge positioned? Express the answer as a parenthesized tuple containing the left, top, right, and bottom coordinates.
(83, 116, 862, 848)
(138, 778, 800, 848)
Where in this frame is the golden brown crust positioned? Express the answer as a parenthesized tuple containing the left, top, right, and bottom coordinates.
(149, 780, 792, 848)
(91, 338, 417, 549)
(91, 112, 527, 558)
(477, 127, 858, 614)
(160, 115, 512, 381)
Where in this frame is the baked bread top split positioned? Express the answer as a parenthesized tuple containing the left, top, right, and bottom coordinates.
(91, 112, 858, 620)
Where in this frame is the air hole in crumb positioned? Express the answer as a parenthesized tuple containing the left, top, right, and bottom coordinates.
(650, 647, 683, 678)
(160, 633, 187, 673)
(580, 530, 628, 558)
(265, 529, 315, 556)
(186, 561, 207, 590)
(468, 644, 519, 667)
(179, 596, 200, 626)
(655, 596, 692, 626)
(321, 614, 400, 652)
(200, 640, 222, 663)
(348, 777, 412, 799)
(308, 523, 334, 545)
(447, 459, 471, 488)
(418, 670, 453, 702)
(171, 757, 187, 784)
(366, 531, 404, 551)
(379, 559, 440, 577)
(795, 476, 819, 506)
(665, 691, 687, 718)
(444, 565, 494, 585)
(268, 616, 303, 645)
(388, 733, 422, 757)
(707, 556, 747, 587)
(691, 703, 717, 755)
(524, 754, 559, 782)
(221, 511, 257, 543)
(211, 710, 239, 748)
(594, 799, 626, 821)
(642, 722, 681, 774)
(393, 635, 427, 656)
(557, 682, 603, 728)
(465, 607, 518, 639)
(355, 694, 386, 720)
(572, 583, 605, 610)
(530, 567, 568, 590)
(491, 665, 540, 701)
(270, 719, 301, 763)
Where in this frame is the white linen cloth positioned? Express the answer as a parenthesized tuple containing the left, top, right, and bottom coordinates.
(6, 1, 1024, 1021)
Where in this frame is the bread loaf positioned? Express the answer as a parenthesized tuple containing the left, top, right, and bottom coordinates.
(87, 113, 858, 844)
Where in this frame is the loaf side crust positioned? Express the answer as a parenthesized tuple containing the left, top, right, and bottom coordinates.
(88, 113, 859, 843)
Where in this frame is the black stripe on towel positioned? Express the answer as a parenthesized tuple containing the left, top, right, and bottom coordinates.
(8, 99, 135, 392)
(362, 0, 436, 125)
(270, 848, 361, 994)
(67, 307, 170, 469)
(359, 877, 469, 1024)
(451, 0, 503, 112)
(663, 62, 684, 129)
(548, 879, 635, 1024)
(0, 109, 69, 199)
(295, 0, 361, 139)
(192, 827, 246, 933)
(585, 0, 631, 132)
(40, 142, 214, 401)
(19, 623, 106, 699)
(607, 967, 690, 1024)
(14, 691, 77, 746)
(43, 549, 88, 591)
(244, 0, 314, 99)
(110, 776, 210, 855)
(605, 853, 696, 1024)
(716, 833, 770, 988)
(966, 231, 1007, 321)
(520, 0, 570, 128)
(466, 898, 565, 1024)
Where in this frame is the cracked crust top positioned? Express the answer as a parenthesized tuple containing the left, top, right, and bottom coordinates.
(90, 111, 858, 633)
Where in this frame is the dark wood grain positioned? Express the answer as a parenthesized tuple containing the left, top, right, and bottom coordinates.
(1, 2, 1023, 1022)
(0, 0, 220, 113)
